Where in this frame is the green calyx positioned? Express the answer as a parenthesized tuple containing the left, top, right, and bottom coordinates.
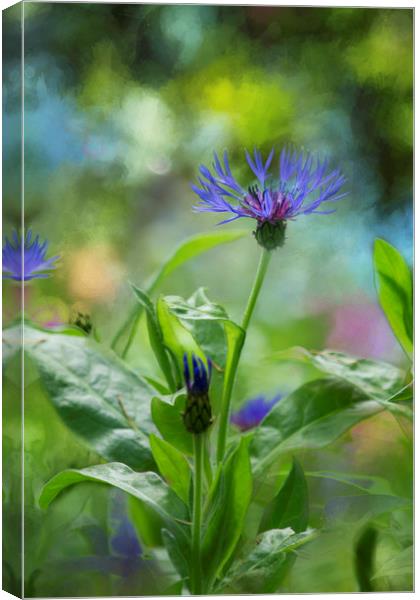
(254, 220, 287, 250)
(183, 392, 213, 434)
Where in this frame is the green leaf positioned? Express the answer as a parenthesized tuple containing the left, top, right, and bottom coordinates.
(111, 230, 248, 354)
(131, 285, 177, 391)
(273, 348, 406, 402)
(162, 289, 245, 417)
(150, 434, 191, 504)
(156, 296, 206, 377)
(201, 438, 253, 587)
(251, 378, 382, 477)
(219, 527, 317, 593)
(260, 457, 309, 533)
(151, 395, 193, 456)
(39, 463, 190, 551)
(164, 288, 229, 368)
(162, 529, 190, 581)
(17, 325, 157, 470)
(128, 495, 164, 548)
(151, 230, 248, 288)
(374, 238, 413, 356)
(372, 545, 413, 580)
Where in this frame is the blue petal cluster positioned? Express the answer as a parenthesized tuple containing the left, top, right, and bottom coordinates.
(2, 230, 59, 281)
(183, 353, 212, 395)
(192, 147, 347, 225)
(231, 394, 282, 431)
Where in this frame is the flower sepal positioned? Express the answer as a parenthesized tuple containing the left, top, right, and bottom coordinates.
(254, 220, 287, 250)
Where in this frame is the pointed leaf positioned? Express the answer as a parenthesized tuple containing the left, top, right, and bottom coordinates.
(374, 238, 413, 356)
(260, 457, 309, 533)
(252, 378, 382, 477)
(150, 434, 191, 503)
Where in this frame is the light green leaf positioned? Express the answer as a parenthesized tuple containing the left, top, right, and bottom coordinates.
(128, 494, 164, 548)
(164, 288, 229, 368)
(150, 434, 191, 504)
(306, 470, 393, 496)
(151, 230, 248, 288)
(156, 296, 206, 376)
(201, 438, 252, 587)
(273, 348, 406, 402)
(219, 527, 317, 593)
(374, 238, 413, 356)
(252, 378, 382, 477)
(151, 395, 193, 456)
(260, 457, 309, 533)
(111, 230, 248, 354)
(16, 325, 157, 470)
(372, 545, 413, 580)
(131, 285, 177, 391)
(162, 289, 245, 417)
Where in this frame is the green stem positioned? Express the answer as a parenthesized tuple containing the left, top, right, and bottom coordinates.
(216, 248, 271, 463)
(191, 434, 204, 594)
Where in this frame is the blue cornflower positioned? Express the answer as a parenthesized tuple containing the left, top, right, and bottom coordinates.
(2, 230, 60, 281)
(192, 147, 347, 249)
(231, 394, 282, 431)
(183, 353, 213, 434)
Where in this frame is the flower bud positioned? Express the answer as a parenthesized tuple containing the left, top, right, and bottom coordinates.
(254, 220, 287, 250)
(182, 354, 213, 434)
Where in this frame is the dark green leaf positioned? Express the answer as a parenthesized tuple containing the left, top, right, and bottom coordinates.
(374, 238, 413, 356)
(18, 324, 157, 470)
(354, 526, 378, 592)
(260, 457, 308, 533)
(201, 438, 252, 587)
(251, 378, 382, 478)
(161, 529, 190, 581)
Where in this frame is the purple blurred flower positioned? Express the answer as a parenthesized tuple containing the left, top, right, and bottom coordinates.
(192, 148, 347, 249)
(231, 394, 282, 431)
(2, 230, 60, 281)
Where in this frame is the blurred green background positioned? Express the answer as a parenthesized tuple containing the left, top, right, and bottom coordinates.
(3, 3, 412, 596)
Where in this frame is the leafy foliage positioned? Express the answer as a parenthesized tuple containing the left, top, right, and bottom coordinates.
(373, 238, 413, 357)
(9, 324, 158, 470)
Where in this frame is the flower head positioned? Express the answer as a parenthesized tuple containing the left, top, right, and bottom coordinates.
(192, 147, 347, 249)
(2, 230, 60, 281)
(231, 394, 282, 431)
(182, 353, 213, 434)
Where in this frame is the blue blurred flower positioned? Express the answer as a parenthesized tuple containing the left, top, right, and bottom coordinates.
(2, 230, 59, 281)
(231, 394, 282, 431)
(192, 147, 347, 226)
